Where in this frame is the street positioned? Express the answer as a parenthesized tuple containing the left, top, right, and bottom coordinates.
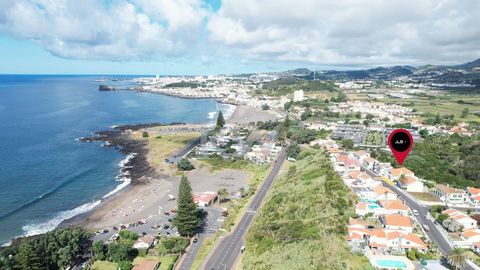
(204, 149, 286, 270)
(363, 167, 478, 270)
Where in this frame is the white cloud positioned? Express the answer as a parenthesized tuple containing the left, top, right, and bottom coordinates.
(0, 0, 208, 61)
(0, 0, 479, 67)
(207, 0, 480, 66)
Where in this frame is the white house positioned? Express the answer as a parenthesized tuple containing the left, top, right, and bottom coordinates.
(462, 229, 480, 244)
(133, 235, 155, 250)
(402, 176, 424, 193)
(387, 167, 415, 181)
(385, 231, 428, 253)
(379, 200, 409, 216)
(433, 184, 468, 205)
(381, 214, 413, 233)
(442, 209, 477, 229)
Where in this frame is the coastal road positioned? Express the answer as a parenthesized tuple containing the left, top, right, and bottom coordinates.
(204, 149, 286, 270)
(166, 137, 200, 163)
(177, 208, 223, 270)
(363, 167, 477, 270)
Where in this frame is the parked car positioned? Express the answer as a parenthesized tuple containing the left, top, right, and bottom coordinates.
(413, 209, 419, 216)
(193, 238, 198, 243)
(423, 224, 430, 231)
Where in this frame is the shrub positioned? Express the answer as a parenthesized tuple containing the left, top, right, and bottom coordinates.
(118, 261, 133, 270)
(119, 230, 139, 241)
(177, 158, 195, 171)
(142, 131, 149, 138)
(157, 237, 190, 255)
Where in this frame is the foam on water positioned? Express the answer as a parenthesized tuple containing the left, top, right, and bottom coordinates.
(21, 200, 101, 237)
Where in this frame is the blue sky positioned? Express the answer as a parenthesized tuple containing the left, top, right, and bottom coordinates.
(0, 0, 479, 75)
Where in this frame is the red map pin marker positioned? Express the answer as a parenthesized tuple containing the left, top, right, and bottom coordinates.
(388, 129, 413, 165)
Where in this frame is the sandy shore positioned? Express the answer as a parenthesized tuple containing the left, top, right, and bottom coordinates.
(65, 107, 252, 231)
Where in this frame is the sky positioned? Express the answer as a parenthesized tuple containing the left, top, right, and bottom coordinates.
(0, 0, 479, 75)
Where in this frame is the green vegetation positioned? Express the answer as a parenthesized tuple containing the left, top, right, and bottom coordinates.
(446, 248, 467, 270)
(190, 158, 270, 270)
(142, 131, 149, 138)
(132, 255, 179, 270)
(242, 147, 372, 269)
(165, 81, 201, 88)
(216, 111, 225, 130)
(156, 237, 190, 255)
(177, 158, 195, 171)
(92, 260, 118, 270)
(341, 139, 354, 150)
(373, 133, 480, 188)
(119, 230, 140, 241)
(257, 118, 328, 144)
(0, 228, 91, 270)
(287, 143, 301, 159)
(173, 176, 201, 237)
(364, 131, 383, 145)
(258, 78, 337, 96)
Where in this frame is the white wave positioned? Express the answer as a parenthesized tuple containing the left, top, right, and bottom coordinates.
(118, 153, 136, 167)
(21, 200, 101, 237)
(207, 111, 216, 119)
(102, 178, 131, 199)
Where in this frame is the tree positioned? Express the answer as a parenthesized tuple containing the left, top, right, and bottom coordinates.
(119, 230, 139, 241)
(15, 242, 44, 270)
(446, 248, 466, 270)
(354, 112, 361, 119)
(216, 111, 225, 130)
(461, 108, 469, 118)
(335, 91, 348, 102)
(173, 176, 201, 237)
(142, 131, 149, 138)
(434, 112, 441, 125)
(177, 158, 194, 171)
(287, 143, 301, 159)
(419, 129, 428, 138)
(407, 250, 416, 260)
(92, 241, 106, 261)
(340, 139, 354, 150)
(107, 242, 132, 263)
(217, 188, 229, 203)
(366, 113, 374, 120)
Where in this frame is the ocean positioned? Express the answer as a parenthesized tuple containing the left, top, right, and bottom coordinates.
(0, 75, 232, 245)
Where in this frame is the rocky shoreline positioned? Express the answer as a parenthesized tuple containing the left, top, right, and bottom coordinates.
(79, 122, 183, 184)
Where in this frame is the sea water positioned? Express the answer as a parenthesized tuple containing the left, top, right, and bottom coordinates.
(0, 75, 225, 244)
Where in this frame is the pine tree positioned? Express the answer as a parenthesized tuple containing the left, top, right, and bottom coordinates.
(173, 176, 200, 237)
(15, 242, 44, 270)
(216, 111, 225, 130)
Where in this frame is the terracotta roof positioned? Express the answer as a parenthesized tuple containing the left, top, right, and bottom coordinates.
(372, 185, 394, 196)
(368, 229, 387, 238)
(345, 158, 361, 167)
(403, 176, 419, 185)
(379, 200, 408, 211)
(356, 202, 367, 210)
(193, 192, 217, 204)
(384, 214, 412, 227)
(363, 157, 376, 164)
(337, 155, 349, 162)
(391, 167, 414, 177)
(462, 229, 480, 238)
(387, 232, 427, 248)
(468, 187, 480, 196)
(435, 184, 465, 194)
(349, 218, 362, 226)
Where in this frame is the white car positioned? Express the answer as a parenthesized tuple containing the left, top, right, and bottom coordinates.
(413, 209, 419, 216)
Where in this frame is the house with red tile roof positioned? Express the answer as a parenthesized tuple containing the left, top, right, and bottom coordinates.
(385, 231, 428, 253)
(381, 214, 413, 233)
(193, 192, 217, 208)
(387, 167, 414, 181)
(442, 208, 477, 229)
(399, 176, 424, 193)
(372, 185, 397, 201)
(379, 200, 409, 216)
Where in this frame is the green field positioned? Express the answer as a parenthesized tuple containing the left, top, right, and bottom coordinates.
(133, 255, 178, 270)
(92, 260, 118, 270)
(364, 131, 384, 145)
(241, 147, 373, 270)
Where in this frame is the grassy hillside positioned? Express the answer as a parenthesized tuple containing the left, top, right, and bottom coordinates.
(241, 147, 372, 270)
(257, 78, 338, 96)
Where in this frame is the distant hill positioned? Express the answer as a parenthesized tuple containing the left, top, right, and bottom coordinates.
(456, 58, 480, 69)
(280, 58, 480, 91)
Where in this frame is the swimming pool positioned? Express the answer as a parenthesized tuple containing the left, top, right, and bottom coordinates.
(375, 259, 407, 269)
(360, 197, 377, 203)
(368, 203, 380, 209)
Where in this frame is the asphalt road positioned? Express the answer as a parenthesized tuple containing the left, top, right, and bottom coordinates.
(204, 149, 286, 270)
(178, 208, 223, 270)
(363, 167, 477, 270)
(166, 137, 200, 163)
